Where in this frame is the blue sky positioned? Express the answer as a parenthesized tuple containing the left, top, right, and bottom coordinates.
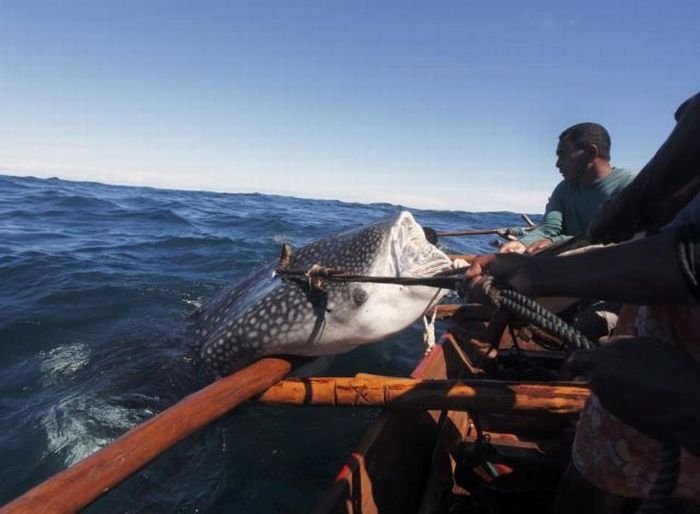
(1, 1, 698, 212)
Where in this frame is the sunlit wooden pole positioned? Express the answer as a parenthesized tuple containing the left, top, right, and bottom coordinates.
(257, 376, 589, 415)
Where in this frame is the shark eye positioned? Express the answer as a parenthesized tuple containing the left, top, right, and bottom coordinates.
(352, 288, 368, 307)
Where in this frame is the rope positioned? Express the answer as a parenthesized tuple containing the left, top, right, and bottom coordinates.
(275, 265, 468, 291)
(422, 307, 437, 354)
(480, 277, 596, 350)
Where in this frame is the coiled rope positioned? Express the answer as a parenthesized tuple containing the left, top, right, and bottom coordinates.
(479, 276, 596, 350)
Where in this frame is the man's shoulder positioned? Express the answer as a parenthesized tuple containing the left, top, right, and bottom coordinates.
(610, 167, 636, 183)
(550, 179, 583, 202)
(551, 179, 570, 194)
(601, 167, 636, 191)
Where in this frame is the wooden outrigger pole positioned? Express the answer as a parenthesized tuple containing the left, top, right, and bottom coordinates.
(0, 357, 294, 514)
(257, 376, 589, 415)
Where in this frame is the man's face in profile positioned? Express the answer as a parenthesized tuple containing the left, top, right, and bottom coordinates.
(556, 138, 588, 183)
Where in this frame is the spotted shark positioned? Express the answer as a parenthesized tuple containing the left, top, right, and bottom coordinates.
(197, 211, 455, 376)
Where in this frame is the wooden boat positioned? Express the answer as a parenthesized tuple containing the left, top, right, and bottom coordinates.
(1, 269, 589, 514)
(310, 300, 589, 514)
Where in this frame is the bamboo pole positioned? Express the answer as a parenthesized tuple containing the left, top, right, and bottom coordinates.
(256, 376, 589, 415)
(0, 357, 293, 514)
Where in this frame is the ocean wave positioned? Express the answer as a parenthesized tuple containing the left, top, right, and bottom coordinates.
(41, 394, 150, 466)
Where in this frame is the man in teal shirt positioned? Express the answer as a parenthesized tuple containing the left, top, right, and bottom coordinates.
(501, 122, 635, 254)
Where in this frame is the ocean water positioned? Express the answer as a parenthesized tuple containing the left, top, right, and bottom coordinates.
(0, 174, 535, 513)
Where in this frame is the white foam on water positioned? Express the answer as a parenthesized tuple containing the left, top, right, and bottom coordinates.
(38, 342, 90, 387)
(183, 297, 203, 309)
(272, 234, 289, 244)
(38, 342, 151, 466)
(42, 395, 146, 466)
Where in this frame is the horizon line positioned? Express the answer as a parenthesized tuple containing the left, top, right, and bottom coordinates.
(0, 169, 542, 216)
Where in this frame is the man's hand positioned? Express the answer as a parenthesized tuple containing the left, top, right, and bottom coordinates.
(563, 337, 700, 455)
(499, 238, 554, 255)
(498, 240, 526, 253)
(464, 253, 539, 299)
(524, 238, 553, 255)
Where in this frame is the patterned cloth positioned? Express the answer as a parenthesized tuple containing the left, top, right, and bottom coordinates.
(572, 392, 700, 500)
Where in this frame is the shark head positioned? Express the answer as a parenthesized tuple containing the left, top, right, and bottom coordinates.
(197, 211, 453, 376)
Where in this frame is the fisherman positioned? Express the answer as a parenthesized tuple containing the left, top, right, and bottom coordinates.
(500, 122, 635, 254)
(466, 92, 700, 511)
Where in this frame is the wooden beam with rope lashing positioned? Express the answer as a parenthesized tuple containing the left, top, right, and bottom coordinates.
(255, 376, 589, 415)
